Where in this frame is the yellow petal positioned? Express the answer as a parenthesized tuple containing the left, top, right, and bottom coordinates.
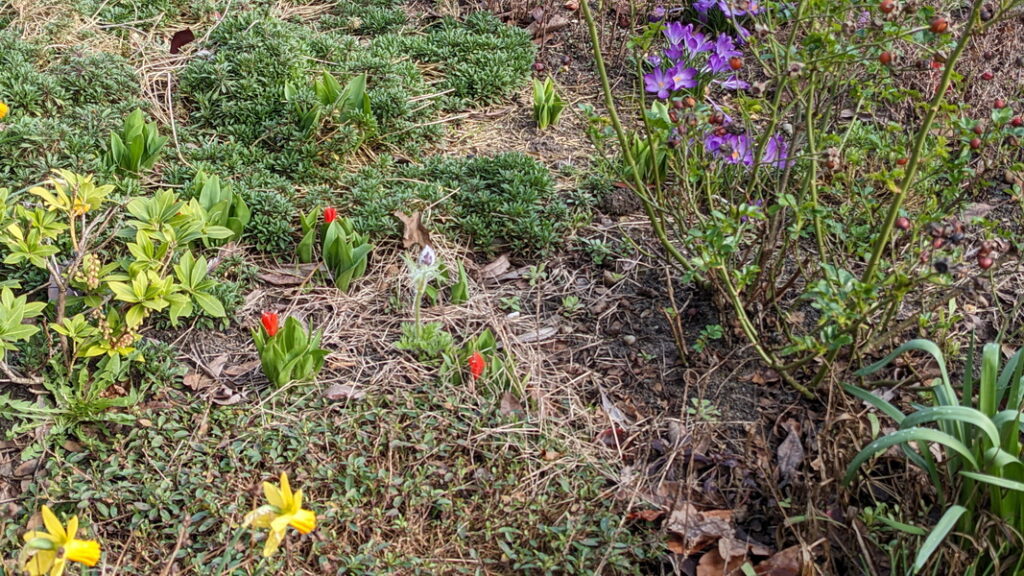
(49, 556, 67, 576)
(263, 481, 285, 510)
(64, 539, 101, 566)
(40, 507, 67, 542)
(279, 473, 293, 506)
(243, 506, 277, 529)
(289, 508, 316, 535)
(23, 531, 56, 544)
(270, 515, 291, 535)
(64, 516, 79, 541)
(20, 548, 56, 576)
(262, 528, 285, 557)
(292, 489, 303, 512)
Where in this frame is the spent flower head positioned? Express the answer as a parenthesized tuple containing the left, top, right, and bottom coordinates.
(243, 472, 316, 557)
(19, 506, 101, 576)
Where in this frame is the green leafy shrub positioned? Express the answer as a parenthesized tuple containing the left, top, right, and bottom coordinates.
(0, 32, 146, 187)
(345, 153, 569, 257)
(189, 171, 250, 247)
(0, 170, 229, 456)
(179, 11, 311, 144)
(320, 0, 406, 35)
(239, 187, 295, 253)
(400, 12, 535, 106)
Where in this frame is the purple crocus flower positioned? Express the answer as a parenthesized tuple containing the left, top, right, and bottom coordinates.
(663, 21, 688, 45)
(668, 63, 698, 90)
(699, 0, 765, 17)
(693, 0, 717, 14)
(716, 76, 749, 90)
(705, 129, 753, 165)
(644, 67, 674, 99)
(649, 5, 666, 22)
(761, 134, 791, 168)
(707, 53, 731, 74)
(664, 44, 685, 62)
(647, 53, 663, 67)
(675, 23, 713, 55)
(714, 35, 741, 59)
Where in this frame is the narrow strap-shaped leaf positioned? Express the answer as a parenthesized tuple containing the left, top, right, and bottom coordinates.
(900, 406, 1000, 449)
(843, 383, 905, 423)
(844, 428, 977, 485)
(913, 505, 966, 574)
(979, 343, 1000, 417)
(960, 471, 1024, 493)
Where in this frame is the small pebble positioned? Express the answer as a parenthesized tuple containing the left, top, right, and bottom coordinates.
(622, 334, 637, 346)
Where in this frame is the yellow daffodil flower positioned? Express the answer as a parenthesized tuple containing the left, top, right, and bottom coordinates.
(19, 505, 101, 576)
(243, 472, 316, 557)
(0, 101, 9, 120)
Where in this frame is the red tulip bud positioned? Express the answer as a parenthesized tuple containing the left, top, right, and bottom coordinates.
(261, 312, 279, 337)
(323, 206, 338, 224)
(468, 351, 486, 380)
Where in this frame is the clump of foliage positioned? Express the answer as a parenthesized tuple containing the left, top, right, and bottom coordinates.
(178, 11, 313, 145)
(846, 340, 1024, 573)
(0, 166, 232, 457)
(399, 12, 535, 107)
(320, 0, 406, 35)
(0, 30, 146, 187)
(344, 153, 569, 257)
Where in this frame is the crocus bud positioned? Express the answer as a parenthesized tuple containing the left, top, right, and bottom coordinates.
(261, 312, 279, 337)
(418, 245, 437, 267)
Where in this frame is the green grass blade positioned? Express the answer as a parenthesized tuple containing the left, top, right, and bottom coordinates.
(843, 383, 906, 423)
(980, 343, 1000, 417)
(913, 505, 966, 574)
(1000, 346, 1024, 410)
(843, 428, 978, 485)
(900, 406, 1000, 449)
(960, 471, 1024, 493)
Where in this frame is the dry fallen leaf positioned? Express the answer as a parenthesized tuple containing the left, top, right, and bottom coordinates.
(170, 28, 195, 54)
(962, 202, 995, 221)
(626, 509, 665, 522)
(665, 502, 734, 557)
(209, 385, 247, 406)
(393, 211, 432, 250)
(257, 264, 319, 286)
(14, 458, 40, 477)
(697, 546, 747, 576)
(324, 383, 366, 402)
(480, 254, 511, 280)
(754, 544, 803, 576)
(183, 371, 216, 391)
(499, 391, 524, 416)
(517, 326, 559, 343)
(528, 15, 570, 37)
(222, 360, 262, 378)
(776, 420, 804, 483)
(206, 354, 229, 378)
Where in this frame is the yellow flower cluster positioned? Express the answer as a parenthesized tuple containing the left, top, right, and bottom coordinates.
(0, 101, 8, 120)
(18, 472, 315, 573)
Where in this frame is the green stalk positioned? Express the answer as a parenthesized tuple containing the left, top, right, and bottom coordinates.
(578, 0, 687, 268)
(861, 0, 984, 284)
